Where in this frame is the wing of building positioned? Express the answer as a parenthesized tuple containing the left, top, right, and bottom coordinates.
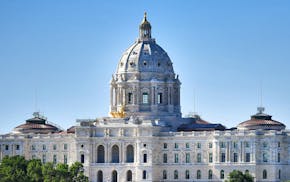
(1, 13, 290, 182)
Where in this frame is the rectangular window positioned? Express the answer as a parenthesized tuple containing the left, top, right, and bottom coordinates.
(142, 93, 148, 104)
(53, 155, 57, 164)
(278, 142, 281, 148)
(81, 154, 85, 164)
(5, 145, 9, 150)
(163, 143, 167, 149)
(16, 145, 20, 150)
(32, 155, 36, 159)
(234, 153, 238, 162)
(263, 153, 268, 162)
(64, 144, 68, 150)
(208, 142, 213, 148)
(43, 145, 46, 150)
(185, 143, 190, 149)
(209, 153, 213, 163)
(174, 143, 178, 149)
(163, 153, 167, 163)
(233, 142, 238, 148)
(64, 154, 67, 164)
(53, 144, 57, 150)
(245, 141, 250, 148)
(220, 142, 225, 148)
(197, 143, 201, 149)
(31, 145, 36, 151)
(221, 153, 226, 162)
(42, 154, 46, 163)
(157, 93, 162, 104)
(143, 154, 147, 163)
(278, 153, 280, 162)
(186, 153, 190, 163)
(128, 93, 133, 104)
(197, 153, 201, 163)
(245, 153, 251, 162)
(174, 153, 179, 163)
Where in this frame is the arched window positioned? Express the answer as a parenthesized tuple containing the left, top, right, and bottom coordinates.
(208, 170, 213, 179)
(112, 170, 117, 182)
(97, 145, 105, 163)
(197, 170, 201, 179)
(263, 170, 267, 179)
(112, 145, 119, 163)
(174, 170, 178, 179)
(143, 153, 147, 163)
(163, 170, 167, 180)
(126, 170, 132, 181)
(142, 170, 147, 179)
(185, 170, 190, 179)
(263, 153, 268, 162)
(220, 170, 224, 179)
(126, 145, 134, 163)
(97, 170, 103, 182)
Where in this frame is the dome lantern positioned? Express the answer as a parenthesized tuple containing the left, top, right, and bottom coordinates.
(139, 12, 152, 40)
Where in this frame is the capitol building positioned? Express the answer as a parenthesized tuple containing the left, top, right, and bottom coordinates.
(1, 14, 290, 182)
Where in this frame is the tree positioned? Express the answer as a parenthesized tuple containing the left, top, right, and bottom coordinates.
(0, 155, 29, 182)
(225, 170, 254, 182)
(27, 159, 43, 182)
(69, 162, 88, 182)
(42, 162, 57, 182)
(55, 163, 70, 182)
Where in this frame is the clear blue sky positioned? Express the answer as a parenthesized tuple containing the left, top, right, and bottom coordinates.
(0, 0, 290, 134)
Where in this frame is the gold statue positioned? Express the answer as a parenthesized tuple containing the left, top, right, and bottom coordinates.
(110, 105, 126, 118)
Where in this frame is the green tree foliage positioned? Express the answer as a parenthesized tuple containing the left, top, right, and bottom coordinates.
(27, 159, 43, 182)
(0, 155, 88, 182)
(225, 170, 254, 182)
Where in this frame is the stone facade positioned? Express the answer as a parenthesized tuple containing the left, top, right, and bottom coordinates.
(1, 13, 290, 182)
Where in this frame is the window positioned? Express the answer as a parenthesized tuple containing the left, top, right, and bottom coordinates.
(163, 153, 167, 163)
(43, 144, 46, 150)
(5, 145, 9, 150)
(174, 170, 178, 179)
(174, 143, 179, 149)
(53, 155, 57, 164)
(157, 93, 162, 104)
(245, 170, 249, 174)
(163, 143, 167, 149)
(263, 153, 268, 162)
(64, 144, 68, 150)
(197, 153, 201, 163)
(31, 145, 36, 150)
(278, 142, 281, 148)
(220, 170, 224, 179)
(220, 142, 225, 148)
(142, 170, 147, 179)
(186, 153, 190, 163)
(263, 142, 268, 148)
(234, 153, 238, 162)
(221, 153, 226, 162)
(112, 170, 117, 182)
(174, 153, 179, 163)
(185, 170, 190, 179)
(233, 142, 238, 148)
(32, 154, 36, 159)
(279, 169, 281, 179)
(186, 143, 190, 149)
(163, 170, 167, 180)
(197, 170, 201, 179)
(16, 145, 20, 150)
(245, 141, 250, 148)
(127, 170, 132, 181)
(126, 145, 134, 163)
(208, 142, 213, 148)
(53, 144, 57, 150)
(278, 153, 280, 162)
(208, 170, 213, 179)
(81, 154, 85, 164)
(263, 170, 267, 179)
(97, 145, 105, 163)
(64, 154, 67, 164)
(209, 153, 213, 163)
(98, 171, 103, 182)
(42, 154, 46, 163)
(142, 93, 148, 104)
(197, 143, 201, 149)
(245, 153, 251, 162)
(143, 153, 147, 163)
(128, 93, 133, 104)
(112, 145, 119, 163)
